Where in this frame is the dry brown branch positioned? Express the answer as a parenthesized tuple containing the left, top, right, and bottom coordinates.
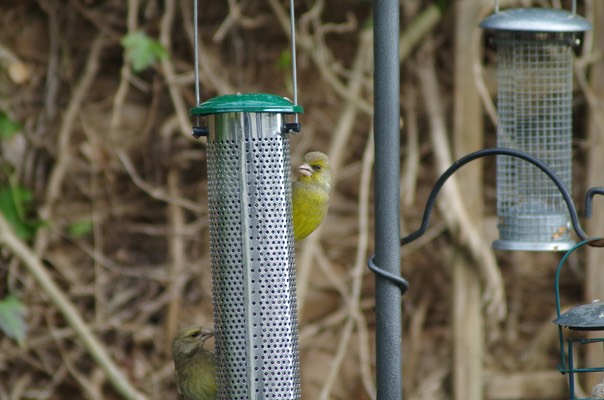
(160, 0, 194, 137)
(403, 295, 430, 394)
(110, 0, 140, 144)
(417, 42, 507, 328)
(0, 213, 148, 400)
(164, 168, 187, 341)
(353, 133, 376, 399)
(401, 84, 419, 207)
(399, 4, 443, 62)
(213, 0, 270, 43)
(484, 370, 567, 400)
(36, 0, 61, 125)
(117, 150, 205, 213)
(314, 245, 349, 300)
(520, 310, 560, 369)
(268, 0, 373, 115)
(296, 27, 372, 314)
(474, 56, 498, 126)
(35, 34, 106, 254)
(180, 0, 235, 95)
(318, 130, 375, 400)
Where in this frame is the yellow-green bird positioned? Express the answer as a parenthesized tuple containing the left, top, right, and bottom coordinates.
(292, 151, 333, 241)
(172, 326, 216, 400)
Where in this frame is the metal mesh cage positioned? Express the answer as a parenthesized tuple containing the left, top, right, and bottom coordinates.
(206, 111, 301, 399)
(493, 31, 576, 251)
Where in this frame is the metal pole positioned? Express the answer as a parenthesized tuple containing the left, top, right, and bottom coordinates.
(373, 0, 402, 398)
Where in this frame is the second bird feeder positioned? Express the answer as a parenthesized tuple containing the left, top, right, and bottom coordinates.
(481, 8, 591, 251)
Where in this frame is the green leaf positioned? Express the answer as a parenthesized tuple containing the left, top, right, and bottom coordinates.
(121, 31, 169, 72)
(277, 50, 292, 71)
(0, 295, 27, 347)
(0, 185, 37, 239)
(0, 111, 22, 139)
(68, 219, 93, 237)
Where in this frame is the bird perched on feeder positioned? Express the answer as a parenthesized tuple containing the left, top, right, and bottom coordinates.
(172, 326, 216, 400)
(292, 151, 333, 241)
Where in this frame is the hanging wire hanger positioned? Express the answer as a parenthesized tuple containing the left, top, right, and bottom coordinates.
(284, 0, 301, 134)
(191, 0, 208, 138)
(191, 0, 302, 137)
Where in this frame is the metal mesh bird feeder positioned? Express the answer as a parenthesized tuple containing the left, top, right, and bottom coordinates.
(189, 1, 304, 398)
(553, 239, 604, 400)
(480, 7, 591, 251)
(190, 94, 303, 399)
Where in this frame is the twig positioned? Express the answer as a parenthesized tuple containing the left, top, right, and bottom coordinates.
(0, 213, 148, 400)
(403, 295, 430, 393)
(36, 0, 61, 125)
(399, 4, 443, 62)
(117, 150, 205, 213)
(417, 42, 506, 327)
(268, 0, 373, 115)
(297, 27, 372, 314)
(318, 128, 375, 399)
(314, 245, 349, 301)
(474, 57, 498, 127)
(160, 0, 193, 136)
(35, 34, 106, 254)
(45, 325, 98, 400)
(213, 0, 269, 43)
(401, 84, 419, 207)
(164, 167, 188, 341)
(180, 0, 235, 95)
(110, 0, 139, 143)
(354, 133, 377, 399)
(298, 306, 347, 346)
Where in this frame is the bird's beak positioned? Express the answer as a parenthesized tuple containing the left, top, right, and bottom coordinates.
(298, 163, 312, 177)
(199, 329, 214, 344)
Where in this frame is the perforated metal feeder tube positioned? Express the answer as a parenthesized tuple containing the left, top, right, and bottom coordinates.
(190, 93, 303, 399)
(480, 8, 591, 251)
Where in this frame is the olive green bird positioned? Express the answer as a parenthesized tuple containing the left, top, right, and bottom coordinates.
(292, 151, 333, 241)
(172, 326, 216, 400)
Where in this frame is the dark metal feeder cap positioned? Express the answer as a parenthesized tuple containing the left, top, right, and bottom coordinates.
(554, 300, 604, 330)
(480, 8, 592, 32)
(190, 93, 303, 116)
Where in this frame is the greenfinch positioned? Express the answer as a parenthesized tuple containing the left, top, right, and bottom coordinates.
(292, 151, 332, 241)
(172, 326, 216, 400)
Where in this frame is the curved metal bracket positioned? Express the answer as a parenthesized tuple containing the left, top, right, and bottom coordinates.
(401, 147, 596, 246)
(585, 187, 604, 219)
(368, 146, 604, 296)
(368, 256, 409, 295)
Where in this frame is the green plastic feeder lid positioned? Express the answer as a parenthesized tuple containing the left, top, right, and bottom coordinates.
(480, 8, 592, 32)
(190, 93, 303, 116)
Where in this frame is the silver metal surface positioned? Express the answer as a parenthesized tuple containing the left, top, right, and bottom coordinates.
(206, 111, 300, 399)
(480, 8, 591, 32)
(554, 301, 604, 330)
(493, 30, 576, 251)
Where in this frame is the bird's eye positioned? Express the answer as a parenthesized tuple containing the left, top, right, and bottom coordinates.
(190, 330, 202, 338)
(313, 165, 322, 171)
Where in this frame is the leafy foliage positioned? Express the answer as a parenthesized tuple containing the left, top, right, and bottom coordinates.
(0, 111, 21, 139)
(68, 219, 93, 237)
(0, 184, 38, 240)
(0, 295, 27, 347)
(120, 31, 168, 72)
